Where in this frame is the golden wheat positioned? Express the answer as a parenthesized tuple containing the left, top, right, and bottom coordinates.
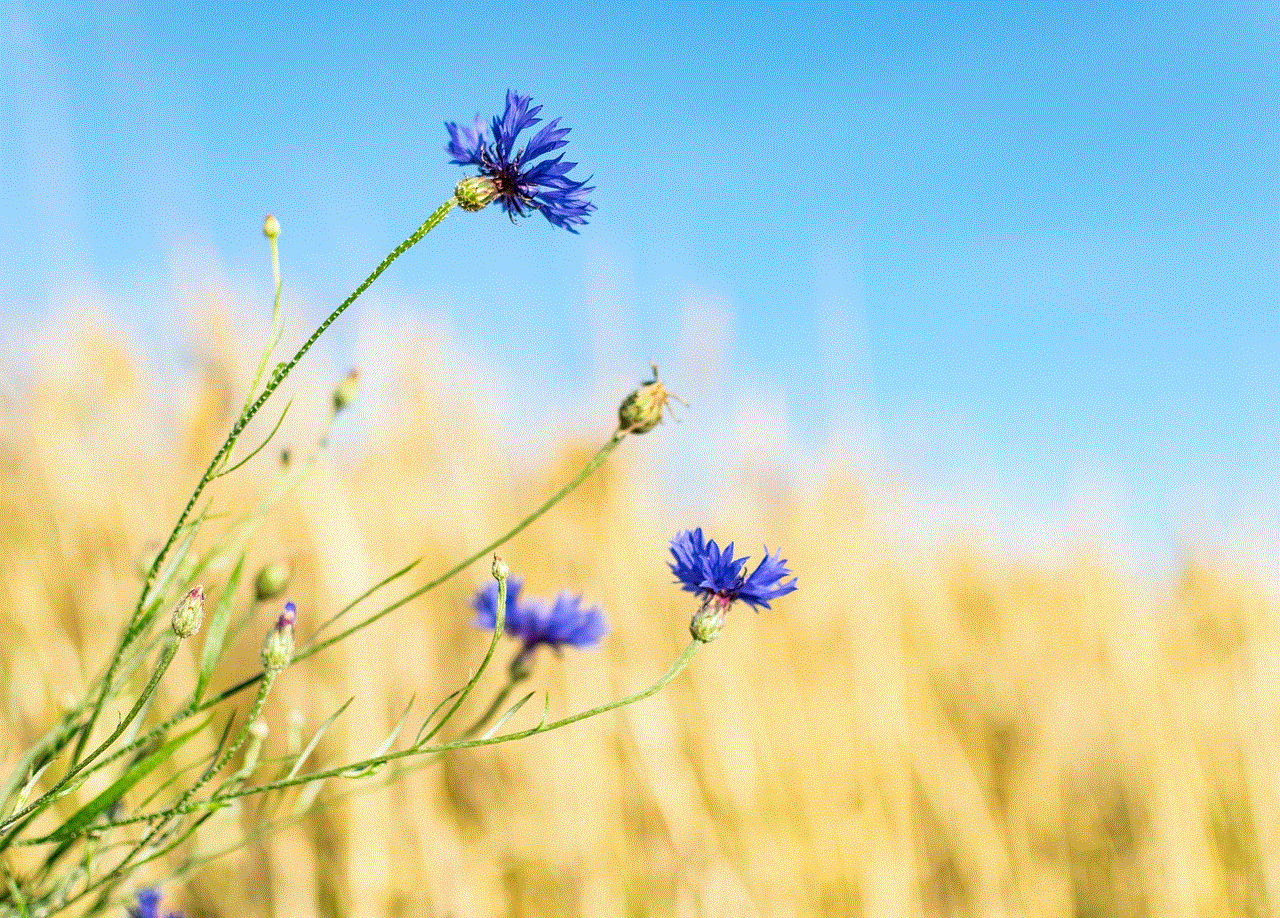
(1, 321, 1275, 918)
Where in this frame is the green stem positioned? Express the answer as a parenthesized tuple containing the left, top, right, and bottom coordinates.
(65, 641, 700, 831)
(71, 197, 456, 769)
(166, 674, 276, 815)
(461, 674, 522, 740)
(296, 429, 627, 662)
(421, 566, 507, 743)
(240, 228, 284, 421)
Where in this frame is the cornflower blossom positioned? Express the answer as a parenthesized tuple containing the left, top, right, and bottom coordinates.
(472, 577, 608, 674)
(446, 90, 595, 231)
(128, 888, 184, 918)
(669, 528, 797, 641)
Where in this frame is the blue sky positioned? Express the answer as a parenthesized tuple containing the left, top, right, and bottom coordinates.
(2, 1, 1277, 567)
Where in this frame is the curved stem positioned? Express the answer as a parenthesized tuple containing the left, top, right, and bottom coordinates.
(460, 673, 522, 740)
(421, 568, 507, 743)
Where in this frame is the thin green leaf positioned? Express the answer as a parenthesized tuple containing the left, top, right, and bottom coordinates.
(414, 690, 461, 746)
(300, 558, 423, 650)
(48, 715, 212, 843)
(341, 697, 415, 778)
(195, 554, 246, 704)
(0, 708, 82, 811)
(214, 400, 292, 479)
(481, 691, 537, 741)
(284, 699, 353, 782)
(139, 499, 209, 617)
(291, 775, 325, 817)
(11, 761, 52, 816)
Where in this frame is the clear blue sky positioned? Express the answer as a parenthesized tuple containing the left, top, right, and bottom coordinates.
(2, 1, 1277, 566)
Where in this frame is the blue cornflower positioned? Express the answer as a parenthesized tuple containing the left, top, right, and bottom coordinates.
(669, 528, 797, 633)
(128, 888, 184, 918)
(472, 576, 607, 676)
(670, 528, 796, 642)
(446, 90, 595, 232)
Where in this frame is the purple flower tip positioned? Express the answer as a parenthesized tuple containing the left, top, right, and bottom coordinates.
(472, 576, 607, 652)
(277, 601, 296, 630)
(669, 528, 797, 612)
(445, 90, 595, 232)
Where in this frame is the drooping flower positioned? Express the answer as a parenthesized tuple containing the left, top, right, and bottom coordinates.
(472, 578, 608, 653)
(445, 90, 595, 231)
(128, 888, 184, 918)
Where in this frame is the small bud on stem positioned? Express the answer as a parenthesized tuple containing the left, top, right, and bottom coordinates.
(171, 585, 206, 638)
(261, 601, 297, 672)
(618, 362, 685, 434)
(254, 561, 292, 602)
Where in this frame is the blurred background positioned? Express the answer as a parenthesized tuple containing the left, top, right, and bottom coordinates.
(1, 2, 1277, 916)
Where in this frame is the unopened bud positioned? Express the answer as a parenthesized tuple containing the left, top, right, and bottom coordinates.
(332, 368, 361, 412)
(171, 585, 206, 638)
(618, 362, 684, 434)
(689, 597, 728, 643)
(454, 176, 499, 211)
(254, 561, 292, 602)
(261, 601, 297, 671)
(262, 213, 281, 239)
(491, 554, 509, 583)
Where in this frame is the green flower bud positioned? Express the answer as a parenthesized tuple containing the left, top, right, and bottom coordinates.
(254, 561, 292, 602)
(454, 176, 500, 212)
(332, 368, 361, 412)
(262, 213, 281, 240)
(689, 597, 728, 644)
(618, 362, 685, 434)
(261, 602, 297, 672)
(171, 585, 206, 638)
(491, 554, 509, 583)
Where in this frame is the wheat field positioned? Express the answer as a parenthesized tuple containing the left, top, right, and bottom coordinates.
(1, 320, 1276, 918)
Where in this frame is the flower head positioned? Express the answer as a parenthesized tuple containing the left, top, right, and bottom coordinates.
(129, 888, 184, 918)
(472, 577, 608, 655)
(670, 528, 796, 642)
(446, 90, 595, 232)
(670, 528, 797, 612)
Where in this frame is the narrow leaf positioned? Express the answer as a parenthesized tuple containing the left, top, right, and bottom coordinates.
(482, 691, 537, 741)
(195, 554, 246, 703)
(49, 716, 211, 842)
(285, 699, 353, 782)
(341, 697, 414, 778)
(214, 401, 292, 479)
